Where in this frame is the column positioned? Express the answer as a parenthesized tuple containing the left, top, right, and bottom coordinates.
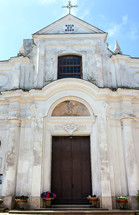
(2, 119, 20, 209)
(98, 114, 112, 209)
(122, 118, 138, 196)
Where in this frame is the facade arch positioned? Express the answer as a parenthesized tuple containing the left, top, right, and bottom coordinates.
(42, 78, 99, 117)
(48, 96, 94, 117)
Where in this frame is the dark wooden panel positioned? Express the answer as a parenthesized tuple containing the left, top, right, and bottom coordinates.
(61, 137, 72, 200)
(51, 137, 62, 197)
(72, 137, 82, 201)
(80, 137, 92, 199)
(52, 136, 91, 204)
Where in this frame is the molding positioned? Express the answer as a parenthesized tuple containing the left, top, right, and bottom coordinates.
(111, 54, 139, 67)
(0, 56, 29, 66)
(33, 33, 107, 43)
(33, 14, 105, 35)
(46, 116, 96, 123)
(0, 79, 139, 103)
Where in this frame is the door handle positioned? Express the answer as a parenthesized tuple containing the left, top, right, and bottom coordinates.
(72, 184, 74, 188)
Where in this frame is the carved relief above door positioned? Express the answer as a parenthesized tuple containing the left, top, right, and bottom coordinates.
(52, 100, 90, 116)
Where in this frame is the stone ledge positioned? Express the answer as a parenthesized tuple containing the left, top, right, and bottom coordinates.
(8, 209, 139, 214)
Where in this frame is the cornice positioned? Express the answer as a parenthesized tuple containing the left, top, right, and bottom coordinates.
(0, 79, 139, 103)
(0, 56, 29, 69)
(9, 56, 29, 65)
(33, 33, 107, 44)
(111, 54, 130, 62)
(111, 54, 139, 67)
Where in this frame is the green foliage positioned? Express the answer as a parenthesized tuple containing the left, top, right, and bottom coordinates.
(136, 190, 139, 203)
(86, 75, 97, 85)
(15, 195, 28, 200)
(116, 196, 128, 200)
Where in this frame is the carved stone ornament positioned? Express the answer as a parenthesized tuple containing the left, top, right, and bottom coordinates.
(64, 123, 78, 135)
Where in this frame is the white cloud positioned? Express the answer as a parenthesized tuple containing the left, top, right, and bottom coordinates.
(80, 9, 90, 20)
(38, 0, 78, 6)
(108, 23, 120, 37)
(106, 15, 138, 42)
(37, 0, 57, 5)
(129, 25, 138, 40)
(122, 15, 128, 25)
(107, 15, 128, 37)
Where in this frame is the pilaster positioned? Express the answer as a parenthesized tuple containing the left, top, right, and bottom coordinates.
(122, 118, 138, 196)
(90, 119, 100, 196)
(30, 112, 44, 209)
(2, 119, 20, 209)
(37, 44, 45, 88)
(98, 114, 112, 209)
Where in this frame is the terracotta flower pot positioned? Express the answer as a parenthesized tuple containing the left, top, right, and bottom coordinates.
(116, 198, 128, 209)
(87, 197, 99, 207)
(15, 199, 28, 205)
(43, 197, 54, 207)
(117, 199, 127, 203)
(0, 200, 3, 205)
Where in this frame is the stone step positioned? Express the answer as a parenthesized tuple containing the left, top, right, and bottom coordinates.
(51, 205, 106, 210)
(8, 209, 139, 215)
(52, 204, 91, 208)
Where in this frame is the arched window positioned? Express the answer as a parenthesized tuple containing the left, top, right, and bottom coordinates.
(58, 55, 82, 79)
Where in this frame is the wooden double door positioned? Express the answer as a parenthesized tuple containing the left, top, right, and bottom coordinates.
(51, 136, 92, 204)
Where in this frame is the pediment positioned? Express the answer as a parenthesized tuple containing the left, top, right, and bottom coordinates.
(33, 14, 105, 35)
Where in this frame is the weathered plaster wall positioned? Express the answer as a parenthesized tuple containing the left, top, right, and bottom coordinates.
(0, 36, 139, 92)
(0, 14, 139, 210)
(0, 121, 9, 196)
(107, 119, 128, 196)
(0, 79, 138, 210)
(134, 122, 139, 181)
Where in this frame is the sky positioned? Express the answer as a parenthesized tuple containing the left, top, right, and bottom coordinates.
(0, 0, 139, 61)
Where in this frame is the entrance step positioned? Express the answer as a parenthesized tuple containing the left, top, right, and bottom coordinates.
(52, 204, 102, 209)
(9, 209, 138, 215)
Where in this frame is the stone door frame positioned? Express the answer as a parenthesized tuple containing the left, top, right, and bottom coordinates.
(42, 115, 97, 196)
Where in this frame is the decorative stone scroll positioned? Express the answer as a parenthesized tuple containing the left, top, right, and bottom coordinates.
(64, 123, 78, 135)
(52, 100, 90, 116)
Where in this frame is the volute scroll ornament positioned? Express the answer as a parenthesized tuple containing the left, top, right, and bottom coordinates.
(64, 122, 78, 135)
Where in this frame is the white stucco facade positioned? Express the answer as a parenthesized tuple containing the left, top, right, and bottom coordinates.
(0, 14, 139, 210)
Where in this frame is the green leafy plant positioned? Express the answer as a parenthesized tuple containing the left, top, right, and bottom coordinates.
(116, 196, 128, 200)
(88, 194, 97, 197)
(136, 190, 139, 203)
(15, 195, 28, 200)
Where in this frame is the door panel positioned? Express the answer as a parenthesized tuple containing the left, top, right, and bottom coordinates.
(51, 136, 91, 204)
(61, 137, 72, 200)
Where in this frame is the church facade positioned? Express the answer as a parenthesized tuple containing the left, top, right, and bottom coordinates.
(0, 13, 139, 210)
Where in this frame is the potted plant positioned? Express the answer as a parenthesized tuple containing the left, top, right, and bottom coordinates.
(15, 195, 28, 205)
(0, 198, 3, 205)
(116, 196, 128, 209)
(87, 195, 99, 207)
(136, 190, 139, 203)
(41, 191, 56, 207)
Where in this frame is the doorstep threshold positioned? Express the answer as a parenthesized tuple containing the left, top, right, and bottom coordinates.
(9, 209, 137, 214)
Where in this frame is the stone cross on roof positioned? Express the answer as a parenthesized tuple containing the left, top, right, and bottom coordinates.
(62, 0, 78, 14)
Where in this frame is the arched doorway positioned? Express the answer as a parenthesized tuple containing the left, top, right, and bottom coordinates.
(42, 88, 97, 206)
(51, 100, 91, 204)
